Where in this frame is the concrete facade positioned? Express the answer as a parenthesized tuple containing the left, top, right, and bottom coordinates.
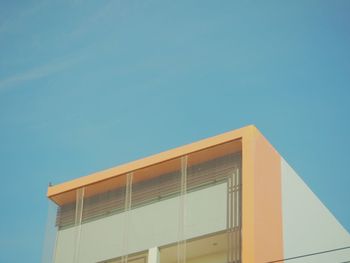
(44, 125, 350, 263)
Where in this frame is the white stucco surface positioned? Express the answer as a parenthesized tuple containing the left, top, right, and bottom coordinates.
(281, 158, 350, 262)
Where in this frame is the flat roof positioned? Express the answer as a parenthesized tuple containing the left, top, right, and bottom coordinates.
(47, 125, 256, 205)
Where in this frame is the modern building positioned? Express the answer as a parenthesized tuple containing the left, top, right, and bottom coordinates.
(43, 125, 350, 263)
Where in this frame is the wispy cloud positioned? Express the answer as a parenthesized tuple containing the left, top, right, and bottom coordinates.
(0, 1, 148, 92)
(0, 56, 80, 91)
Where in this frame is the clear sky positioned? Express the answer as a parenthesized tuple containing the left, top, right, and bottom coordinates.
(0, 1, 350, 262)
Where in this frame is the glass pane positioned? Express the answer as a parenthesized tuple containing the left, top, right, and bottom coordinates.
(42, 200, 58, 263)
(129, 158, 182, 256)
(52, 187, 84, 263)
(100, 250, 148, 263)
(160, 232, 227, 263)
(184, 140, 242, 263)
(79, 175, 128, 263)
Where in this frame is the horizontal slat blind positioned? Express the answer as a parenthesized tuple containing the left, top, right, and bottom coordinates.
(57, 153, 241, 229)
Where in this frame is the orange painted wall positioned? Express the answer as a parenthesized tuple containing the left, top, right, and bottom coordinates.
(254, 131, 284, 263)
(242, 126, 256, 263)
(242, 127, 284, 263)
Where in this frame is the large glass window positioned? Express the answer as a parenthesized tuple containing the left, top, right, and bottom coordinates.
(160, 232, 227, 263)
(50, 139, 242, 263)
(182, 140, 242, 263)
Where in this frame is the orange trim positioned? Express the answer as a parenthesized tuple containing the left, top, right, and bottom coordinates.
(47, 125, 253, 202)
(241, 127, 284, 263)
(241, 125, 256, 263)
(254, 130, 284, 262)
(51, 140, 242, 205)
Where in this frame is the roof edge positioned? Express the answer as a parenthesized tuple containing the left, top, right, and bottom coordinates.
(47, 125, 256, 199)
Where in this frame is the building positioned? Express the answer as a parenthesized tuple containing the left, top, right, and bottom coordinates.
(43, 125, 350, 263)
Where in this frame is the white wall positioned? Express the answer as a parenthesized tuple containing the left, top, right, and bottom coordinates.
(281, 159, 350, 262)
(54, 183, 227, 263)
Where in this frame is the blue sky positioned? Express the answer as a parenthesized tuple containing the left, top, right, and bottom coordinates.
(0, 1, 350, 262)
